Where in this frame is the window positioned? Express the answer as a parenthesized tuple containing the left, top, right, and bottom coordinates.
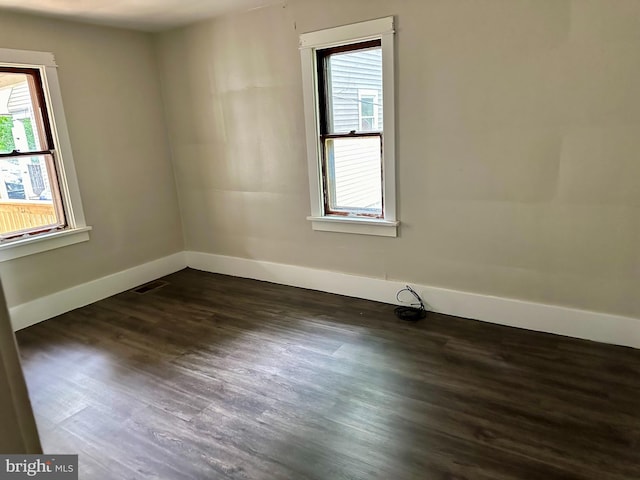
(318, 41, 384, 218)
(300, 17, 398, 237)
(0, 68, 65, 236)
(0, 49, 89, 261)
(358, 89, 379, 131)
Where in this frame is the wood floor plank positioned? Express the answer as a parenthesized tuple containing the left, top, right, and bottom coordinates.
(15, 268, 640, 479)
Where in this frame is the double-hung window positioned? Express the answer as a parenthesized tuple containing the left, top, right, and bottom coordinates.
(0, 48, 89, 261)
(300, 17, 398, 237)
(0, 67, 65, 233)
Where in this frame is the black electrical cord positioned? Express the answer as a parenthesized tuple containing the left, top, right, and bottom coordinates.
(394, 285, 427, 321)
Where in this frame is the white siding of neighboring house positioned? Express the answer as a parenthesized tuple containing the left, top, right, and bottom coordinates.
(331, 137, 382, 210)
(7, 82, 30, 117)
(0, 88, 11, 115)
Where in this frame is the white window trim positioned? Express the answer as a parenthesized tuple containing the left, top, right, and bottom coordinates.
(0, 48, 90, 261)
(300, 17, 398, 237)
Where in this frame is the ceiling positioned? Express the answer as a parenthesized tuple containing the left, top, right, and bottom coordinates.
(0, 0, 280, 31)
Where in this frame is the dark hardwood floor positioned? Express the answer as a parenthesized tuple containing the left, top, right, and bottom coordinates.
(15, 268, 640, 479)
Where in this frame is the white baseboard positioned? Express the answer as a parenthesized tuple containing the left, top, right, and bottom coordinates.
(11, 249, 639, 349)
(10, 252, 186, 331)
(186, 251, 640, 349)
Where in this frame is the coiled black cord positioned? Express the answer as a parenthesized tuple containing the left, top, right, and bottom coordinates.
(394, 285, 427, 321)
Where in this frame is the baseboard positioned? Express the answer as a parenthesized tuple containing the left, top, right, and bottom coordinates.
(10, 252, 186, 331)
(185, 251, 640, 349)
(12, 249, 639, 349)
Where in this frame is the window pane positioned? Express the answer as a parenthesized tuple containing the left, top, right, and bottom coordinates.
(361, 96, 375, 118)
(326, 137, 382, 215)
(361, 118, 374, 130)
(326, 47, 383, 134)
(0, 71, 48, 154)
(0, 154, 63, 235)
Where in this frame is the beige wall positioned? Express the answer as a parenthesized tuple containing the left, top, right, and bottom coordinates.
(156, 0, 640, 319)
(0, 11, 183, 306)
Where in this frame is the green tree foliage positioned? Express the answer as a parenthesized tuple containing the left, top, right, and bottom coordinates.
(0, 115, 15, 153)
(20, 118, 37, 151)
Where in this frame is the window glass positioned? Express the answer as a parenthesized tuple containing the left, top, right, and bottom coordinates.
(0, 71, 50, 154)
(361, 96, 375, 118)
(0, 69, 64, 237)
(319, 42, 384, 218)
(326, 47, 383, 134)
(325, 136, 382, 216)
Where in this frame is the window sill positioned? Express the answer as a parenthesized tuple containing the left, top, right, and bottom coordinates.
(0, 226, 92, 262)
(307, 216, 398, 237)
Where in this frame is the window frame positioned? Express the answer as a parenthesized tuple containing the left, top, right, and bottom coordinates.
(300, 17, 398, 237)
(0, 48, 90, 261)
